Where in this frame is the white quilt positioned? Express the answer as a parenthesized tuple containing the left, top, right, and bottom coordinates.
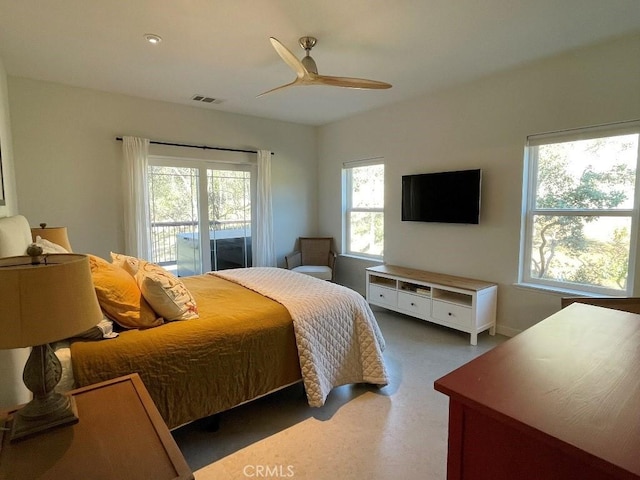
(211, 267, 389, 407)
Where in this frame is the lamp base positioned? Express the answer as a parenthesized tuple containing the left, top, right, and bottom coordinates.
(9, 344, 79, 442)
(10, 392, 79, 442)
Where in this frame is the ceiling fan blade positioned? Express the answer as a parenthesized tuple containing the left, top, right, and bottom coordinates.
(256, 79, 300, 98)
(269, 37, 309, 79)
(313, 75, 392, 90)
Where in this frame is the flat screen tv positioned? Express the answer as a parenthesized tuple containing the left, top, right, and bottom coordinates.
(402, 169, 482, 224)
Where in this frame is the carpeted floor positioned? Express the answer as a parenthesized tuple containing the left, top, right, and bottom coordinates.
(172, 308, 505, 480)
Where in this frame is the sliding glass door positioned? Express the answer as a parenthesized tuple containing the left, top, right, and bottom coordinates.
(206, 169, 252, 271)
(148, 157, 255, 276)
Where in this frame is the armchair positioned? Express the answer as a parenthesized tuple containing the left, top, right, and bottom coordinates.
(285, 237, 336, 281)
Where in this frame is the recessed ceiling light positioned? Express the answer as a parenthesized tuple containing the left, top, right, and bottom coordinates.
(144, 34, 162, 45)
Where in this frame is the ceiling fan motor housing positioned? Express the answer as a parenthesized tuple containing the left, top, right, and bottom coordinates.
(298, 36, 317, 50)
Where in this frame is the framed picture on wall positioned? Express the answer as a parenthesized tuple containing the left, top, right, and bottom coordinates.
(0, 141, 5, 206)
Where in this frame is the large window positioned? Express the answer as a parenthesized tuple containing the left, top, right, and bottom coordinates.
(520, 122, 640, 295)
(148, 157, 255, 276)
(343, 160, 384, 259)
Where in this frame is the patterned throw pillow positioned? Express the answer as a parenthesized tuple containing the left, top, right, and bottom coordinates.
(111, 252, 199, 321)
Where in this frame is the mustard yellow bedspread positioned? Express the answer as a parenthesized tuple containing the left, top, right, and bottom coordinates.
(71, 274, 301, 429)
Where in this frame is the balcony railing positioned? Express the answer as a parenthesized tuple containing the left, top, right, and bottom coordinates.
(150, 220, 250, 267)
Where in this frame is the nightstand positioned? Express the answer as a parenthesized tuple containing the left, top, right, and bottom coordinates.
(0, 374, 193, 480)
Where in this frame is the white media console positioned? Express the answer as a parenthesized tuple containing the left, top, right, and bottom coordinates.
(366, 264, 497, 345)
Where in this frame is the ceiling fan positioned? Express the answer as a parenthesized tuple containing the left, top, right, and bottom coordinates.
(258, 36, 392, 97)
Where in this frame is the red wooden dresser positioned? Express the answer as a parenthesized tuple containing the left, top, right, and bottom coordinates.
(434, 303, 640, 480)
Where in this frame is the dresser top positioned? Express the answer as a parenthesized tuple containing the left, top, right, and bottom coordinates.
(366, 264, 496, 291)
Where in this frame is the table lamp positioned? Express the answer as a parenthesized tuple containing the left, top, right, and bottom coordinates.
(0, 253, 102, 442)
(30, 222, 72, 252)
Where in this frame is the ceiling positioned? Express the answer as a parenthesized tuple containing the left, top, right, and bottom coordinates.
(0, 0, 639, 126)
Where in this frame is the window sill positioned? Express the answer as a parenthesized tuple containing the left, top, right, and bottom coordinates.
(513, 282, 618, 298)
(339, 253, 383, 263)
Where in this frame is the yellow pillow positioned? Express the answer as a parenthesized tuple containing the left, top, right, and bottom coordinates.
(88, 255, 163, 329)
(111, 253, 199, 321)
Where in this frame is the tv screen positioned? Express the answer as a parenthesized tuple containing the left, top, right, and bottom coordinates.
(402, 169, 482, 224)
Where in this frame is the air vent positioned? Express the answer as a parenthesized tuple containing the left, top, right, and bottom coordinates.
(191, 94, 223, 104)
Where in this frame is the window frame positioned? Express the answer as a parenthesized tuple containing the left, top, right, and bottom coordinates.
(342, 158, 385, 260)
(519, 121, 640, 296)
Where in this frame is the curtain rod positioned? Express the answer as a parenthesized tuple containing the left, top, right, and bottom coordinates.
(115, 137, 273, 155)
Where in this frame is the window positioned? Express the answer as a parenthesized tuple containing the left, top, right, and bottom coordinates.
(148, 156, 255, 276)
(520, 122, 640, 295)
(343, 160, 384, 259)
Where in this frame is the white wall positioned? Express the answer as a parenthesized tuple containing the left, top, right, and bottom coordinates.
(8, 78, 318, 263)
(0, 58, 30, 408)
(319, 34, 640, 335)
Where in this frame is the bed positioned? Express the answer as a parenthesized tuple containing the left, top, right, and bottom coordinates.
(0, 215, 388, 429)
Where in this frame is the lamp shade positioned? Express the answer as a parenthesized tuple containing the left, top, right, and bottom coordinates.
(0, 254, 102, 348)
(31, 226, 72, 252)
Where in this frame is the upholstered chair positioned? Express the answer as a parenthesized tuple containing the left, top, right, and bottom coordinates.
(285, 237, 336, 281)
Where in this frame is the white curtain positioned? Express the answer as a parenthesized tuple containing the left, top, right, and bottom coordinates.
(254, 149, 276, 267)
(122, 136, 152, 259)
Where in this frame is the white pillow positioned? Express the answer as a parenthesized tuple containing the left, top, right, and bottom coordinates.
(35, 235, 69, 254)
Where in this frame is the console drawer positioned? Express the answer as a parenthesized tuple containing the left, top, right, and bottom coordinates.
(369, 284, 398, 308)
(432, 300, 472, 327)
(398, 291, 430, 317)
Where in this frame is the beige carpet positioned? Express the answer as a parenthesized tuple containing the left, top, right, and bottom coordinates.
(173, 308, 505, 480)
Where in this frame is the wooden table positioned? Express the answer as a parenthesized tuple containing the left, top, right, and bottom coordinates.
(0, 374, 193, 480)
(434, 303, 640, 480)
